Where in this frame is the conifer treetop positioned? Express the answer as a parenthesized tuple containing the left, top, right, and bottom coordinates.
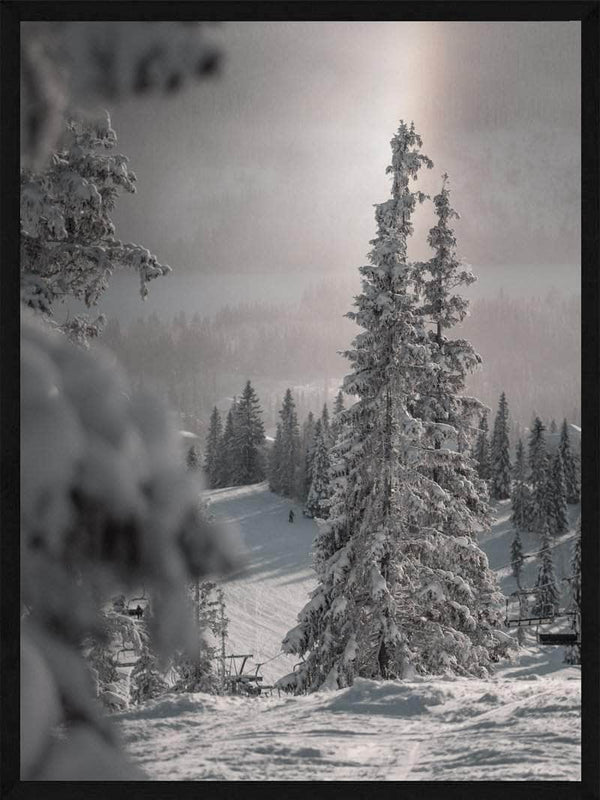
(21, 113, 170, 340)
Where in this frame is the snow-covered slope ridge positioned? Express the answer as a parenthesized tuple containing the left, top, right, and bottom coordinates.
(208, 486, 579, 684)
(114, 484, 580, 781)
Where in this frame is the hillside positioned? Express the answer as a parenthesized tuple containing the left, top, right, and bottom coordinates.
(114, 483, 581, 780)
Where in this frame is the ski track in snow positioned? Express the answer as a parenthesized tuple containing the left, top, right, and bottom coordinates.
(114, 486, 581, 781)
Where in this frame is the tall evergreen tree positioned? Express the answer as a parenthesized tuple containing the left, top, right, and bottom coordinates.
(304, 420, 332, 520)
(329, 390, 345, 444)
(283, 129, 506, 691)
(532, 519, 559, 617)
(333, 390, 344, 416)
(564, 516, 581, 665)
(546, 450, 569, 538)
(321, 403, 330, 440)
(268, 423, 283, 494)
(510, 529, 525, 590)
(490, 392, 512, 500)
(550, 419, 558, 434)
(510, 438, 530, 531)
(559, 419, 580, 504)
(217, 400, 238, 488)
(203, 406, 223, 488)
(473, 412, 491, 481)
(298, 411, 317, 502)
(528, 417, 548, 533)
(278, 389, 301, 497)
(232, 380, 266, 485)
(410, 171, 507, 670)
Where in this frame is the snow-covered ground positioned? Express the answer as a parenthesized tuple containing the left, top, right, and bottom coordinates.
(114, 484, 581, 781)
(201, 484, 317, 684)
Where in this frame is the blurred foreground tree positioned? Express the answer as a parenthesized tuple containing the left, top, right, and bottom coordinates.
(20, 312, 241, 780)
(18, 19, 237, 782)
(21, 21, 221, 170)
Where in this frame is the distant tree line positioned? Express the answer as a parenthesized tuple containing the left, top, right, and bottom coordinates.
(100, 287, 580, 438)
(203, 380, 267, 488)
(265, 387, 344, 518)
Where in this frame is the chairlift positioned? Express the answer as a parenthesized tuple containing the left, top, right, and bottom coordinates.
(538, 631, 579, 646)
(504, 585, 578, 646)
(126, 588, 149, 619)
(221, 654, 266, 696)
(114, 647, 139, 668)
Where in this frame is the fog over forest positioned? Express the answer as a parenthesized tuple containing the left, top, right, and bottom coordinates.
(56, 19, 580, 447)
(92, 274, 580, 441)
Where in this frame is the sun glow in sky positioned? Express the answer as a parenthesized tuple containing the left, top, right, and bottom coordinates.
(106, 22, 580, 295)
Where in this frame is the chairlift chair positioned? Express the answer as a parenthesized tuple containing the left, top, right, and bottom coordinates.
(504, 586, 578, 646)
(223, 654, 266, 696)
(537, 631, 579, 646)
(126, 588, 149, 619)
(114, 647, 139, 668)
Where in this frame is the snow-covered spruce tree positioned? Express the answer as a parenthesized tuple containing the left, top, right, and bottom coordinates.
(559, 418, 580, 504)
(304, 420, 332, 520)
(232, 380, 266, 485)
(330, 390, 345, 440)
(281, 402, 361, 692)
(321, 403, 331, 442)
(527, 416, 548, 533)
(550, 419, 558, 433)
(510, 438, 530, 531)
(217, 400, 238, 488)
(410, 171, 508, 672)
(472, 412, 491, 481)
(489, 392, 512, 500)
(21, 113, 170, 342)
(282, 122, 434, 688)
(298, 411, 317, 503)
(510, 529, 525, 591)
(283, 125, 507, 690)
(277, 389, 301, 498)
(203, 406, 223, 488)
(564, 516, 581, 665)
(546, 450, 569, 538)
(532, 519, 559, 617)
(268, 422, 283, 494)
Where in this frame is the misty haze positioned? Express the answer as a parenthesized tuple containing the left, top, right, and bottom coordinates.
(18, 18, 582, 784)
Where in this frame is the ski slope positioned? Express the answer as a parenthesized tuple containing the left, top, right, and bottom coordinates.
(203, 483, 318, 683)
(114, 484, 581, 781)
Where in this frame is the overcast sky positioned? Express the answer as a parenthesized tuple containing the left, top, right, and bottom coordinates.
(104, 21, 580, 299)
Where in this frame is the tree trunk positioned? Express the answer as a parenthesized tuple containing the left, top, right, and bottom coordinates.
(433, 318, 443, 486)
(378, 637, 390, 679)
(383, 386, 393, 515)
